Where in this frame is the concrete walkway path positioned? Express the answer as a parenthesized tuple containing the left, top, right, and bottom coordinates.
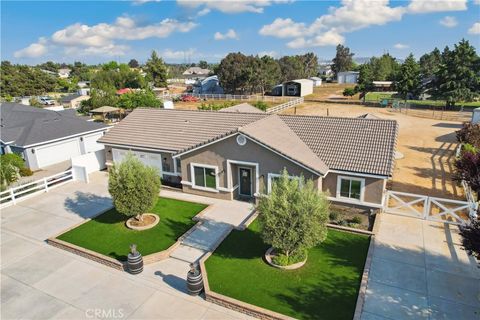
(361, 213, 480, 320)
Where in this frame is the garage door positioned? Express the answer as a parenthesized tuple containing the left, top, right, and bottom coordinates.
(36, 139, 81, 168)
(83, 132, 104, 153)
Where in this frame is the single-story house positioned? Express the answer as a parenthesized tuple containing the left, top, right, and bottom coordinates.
(337, 71, 359, 84)
(309, 77, 323, 87)
(372, 81, 394, 92)
(283, 79, 314, 97)
(99, 108, 398, 209)
(0, 103, 109, 170)
(58, 68, 71, 79)
(183, 67, 211, 77)
(60, 94, 90, 109)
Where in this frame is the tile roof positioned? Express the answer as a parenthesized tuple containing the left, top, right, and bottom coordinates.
(99, 108, 398, 176)
(0, 103, 108, 147)
(219, 103, 265, 114)
(280, 115, 398, 176)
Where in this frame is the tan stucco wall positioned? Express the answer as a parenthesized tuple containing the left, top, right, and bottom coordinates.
(322, 172, 385, 205)
(182, 185, 233, 200)
(180, 135, 320, 195)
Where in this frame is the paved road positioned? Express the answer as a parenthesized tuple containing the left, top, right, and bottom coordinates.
(1, 172, 253, 320)
(361, 213, 480, 320)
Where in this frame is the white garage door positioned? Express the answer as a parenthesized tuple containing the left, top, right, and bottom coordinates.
(83, 132, 104, 153)
(36, 139, 81, 168)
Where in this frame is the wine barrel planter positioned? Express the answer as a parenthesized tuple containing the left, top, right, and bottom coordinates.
(187, 264, 204, 296)
(127, 245, 143, 274)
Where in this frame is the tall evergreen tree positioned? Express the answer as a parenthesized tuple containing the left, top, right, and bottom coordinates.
(144, 50, 168, 88)
(217, 52, 251, 94)
(419, 48, 441, 78)
(396, 54, 421, 101)
(332, 44, 354, 77)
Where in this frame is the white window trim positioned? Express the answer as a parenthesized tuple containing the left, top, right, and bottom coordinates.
(190, 162, 219, 193)
(238, 167, 253, 196)
(267, 173, 301, 194)
(336, 175, 365, 202)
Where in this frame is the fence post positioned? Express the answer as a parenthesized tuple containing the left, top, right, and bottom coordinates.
(44, 178, 49, 192)
(9, 188, 16, 205)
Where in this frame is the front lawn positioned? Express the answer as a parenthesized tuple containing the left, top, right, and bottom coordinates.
(205, 220, 370, 320)
(58, 197, 207, 260)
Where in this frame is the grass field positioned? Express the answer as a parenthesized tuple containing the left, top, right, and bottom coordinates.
(365, 92, 480, 108)
(58, 197, 207, 260)
(205, 220, 370, 320)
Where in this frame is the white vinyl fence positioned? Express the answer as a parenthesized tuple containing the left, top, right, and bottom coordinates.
(164, 93, 298, 103)
(266, 97, 304, 113)
(0, 170, 74, 209)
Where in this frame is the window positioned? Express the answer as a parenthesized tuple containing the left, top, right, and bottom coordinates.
(193, 166, 217, 189)
(176, 158, 182, 174)
(162, 157, 171, 172)
(337, 177, 364, 201)
(267, 173, 301, 194)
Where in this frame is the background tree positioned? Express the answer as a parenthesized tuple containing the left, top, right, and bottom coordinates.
(432, 39, 480, 109)
(332, 44, 354, 77)
(217, 52, 251, 94)
(108, 154, 161, 222)
(355, 63, 374, 102)
(278, 55, 304, 82)
(257, 169, 329, 265)
(395, 53, 421, 101)
(128, 59, 140, 68)
(419, 48, 441, 78)
(249, 55, 281, 95)
(117, 90, 162, 109)
(459, 218, 480, 260)
(0, 61, 57, 97)
(198, 60, 209, 69)
(144, 50, 168, 88)
(299, 52, 319, 78)
(370, 53, 400, 81)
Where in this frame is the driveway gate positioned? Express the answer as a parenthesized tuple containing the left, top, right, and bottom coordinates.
(384, 190, 477, 225)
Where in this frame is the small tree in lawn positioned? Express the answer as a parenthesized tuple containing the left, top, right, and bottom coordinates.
(108, 154, 161, 222)
(257, 169, 329, 265)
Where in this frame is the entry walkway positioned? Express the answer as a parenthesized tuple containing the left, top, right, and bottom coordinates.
(361, 213, 480, 319)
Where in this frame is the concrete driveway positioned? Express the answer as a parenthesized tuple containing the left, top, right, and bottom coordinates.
(1, 172, 252, 320)
(361, 213, 480, 320)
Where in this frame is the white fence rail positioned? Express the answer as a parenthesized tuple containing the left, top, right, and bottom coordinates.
(0, 169, 74, 209)
(384, 190, 476, 225)
(266, 97, 304, 114)
(163, 93, 298, 103)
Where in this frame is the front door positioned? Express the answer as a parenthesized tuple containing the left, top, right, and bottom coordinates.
(239, 167, 252, 197)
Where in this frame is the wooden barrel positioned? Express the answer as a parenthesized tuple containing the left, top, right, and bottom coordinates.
(127, 252, 143, 274)
(187, 267, 203, 295)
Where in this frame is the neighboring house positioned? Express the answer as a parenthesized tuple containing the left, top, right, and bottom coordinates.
(99, 108, 398, 210)
(0, 103, 109, 170)
(283, 79, 314, 97)
(372, 81, 394, 92)
(78, 81, 90, 88)
(183, 67, 211, 78)
(337, 71, 360, 84)
(309, 77, 323, 87)
(58, 68, 71, 79)
(192, 75, 224, 94)
(77, 81, 91, 96)
(60, 94, 90, 109)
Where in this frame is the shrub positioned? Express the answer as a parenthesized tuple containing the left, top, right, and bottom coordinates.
(19, 167, 33, 177)
(343, 87, 356, 98)
(253, 101, 268, 111)
(350, 216, 362, 224)
(454, 151, 480, 196)
(108, 153, 161, 221)
(0, 153, 25, 188)
(257, 169, 329, 262)
(457, 123, 480, 149)
(462, 143, 478, 155)
(459, 217, 480, 260)
(1, 153, 25, 169)
(197, 101, 235, 111)
(329, 211, 339, 221)
(272, 249, 307, 266)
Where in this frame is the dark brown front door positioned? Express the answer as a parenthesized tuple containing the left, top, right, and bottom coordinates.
(239, 167, 252, 196)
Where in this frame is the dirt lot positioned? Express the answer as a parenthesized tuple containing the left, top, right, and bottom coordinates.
(282, 102, 465, 200)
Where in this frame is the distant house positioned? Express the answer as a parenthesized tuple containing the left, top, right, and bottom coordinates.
(183, 67, 211, 78)
(99, 108, 398, 209)
(283, 79, 314, 97)
(77, 81, 90, 88)
(0, 103, 108, 170)
(318, 63, 334, 77)
(372, 81, 394, 92)
(337, 71, 359, 84)
(60, 93, 90, 109)
(192, 75, 224, 94)
(58, 68, 71, 79)
(309, 77, 323, 87)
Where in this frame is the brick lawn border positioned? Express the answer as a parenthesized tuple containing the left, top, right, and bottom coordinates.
(47, 198, 212, 271)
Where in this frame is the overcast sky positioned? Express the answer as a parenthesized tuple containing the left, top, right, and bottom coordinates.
(1, 0, 479, 64)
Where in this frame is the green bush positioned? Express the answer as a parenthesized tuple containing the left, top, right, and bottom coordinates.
(19, 167, 34, 177)
(329, 211, 339, 221)
(271, 249, 307, 266)
(253, 101, 268, 111)
(1, 153, 25, 169)
(0, 153, 25, 188)
(198, 101, 235, 111)
(108, 153, 161, 221)
(350, 216, 362, 224)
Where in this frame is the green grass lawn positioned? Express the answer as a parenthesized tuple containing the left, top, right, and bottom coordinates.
(205, 220, 370, 320)
(364, 92, 480, 108)
(58, 197, 207, 261)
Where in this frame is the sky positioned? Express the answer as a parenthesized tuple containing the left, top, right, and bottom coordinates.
(1, 0, 479, 65)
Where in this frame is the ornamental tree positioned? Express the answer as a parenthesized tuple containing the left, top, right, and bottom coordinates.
(257, 169, 329, 263)
(108, 154, 161, 221)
